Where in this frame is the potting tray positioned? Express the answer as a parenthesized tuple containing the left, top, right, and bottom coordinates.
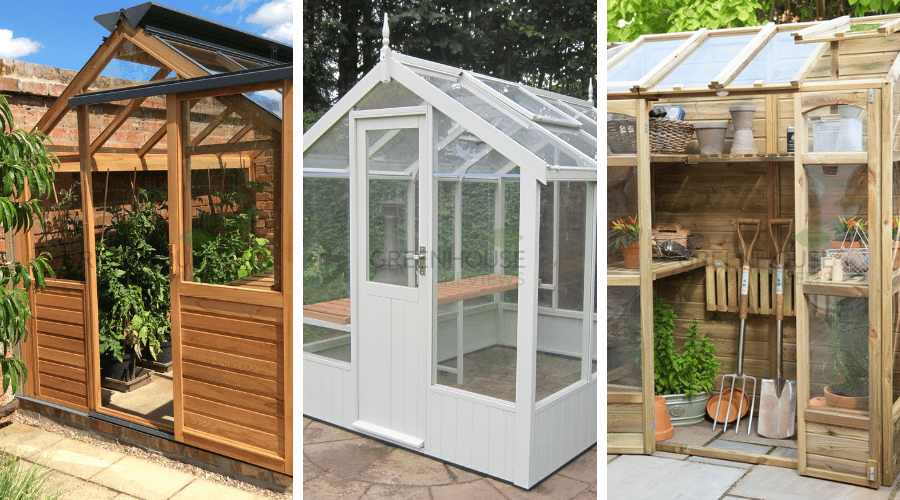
(137, 358, 173, 374)
(101, 370, 151, 393)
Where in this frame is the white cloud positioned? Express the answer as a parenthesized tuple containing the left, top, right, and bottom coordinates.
(0, 29, 41, 59)
(213, 0, 258, 15)
(247, 0, 293, 44)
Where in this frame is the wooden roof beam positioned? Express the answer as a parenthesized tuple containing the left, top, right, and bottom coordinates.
(216, 123, 254, 158)
(120, 21, 282, 134)
(886, 49, 900, 82)
(632, 28, 708, 92)
(32, 28, 127, 136)
(190, 106, 234, 147)
(792, 15, 849, 41)
(790, 41, 830, 86)
(879, 17, 900, 35)
(710, 22, 776, 89)
(137, 125, 166, 158)
(89, 67, 171, 155)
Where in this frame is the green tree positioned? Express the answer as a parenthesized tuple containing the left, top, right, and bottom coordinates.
(0, 95, 57, 393)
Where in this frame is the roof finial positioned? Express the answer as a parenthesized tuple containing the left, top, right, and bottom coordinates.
(381, 13, 390, 60)
(588, 77, 594, 106)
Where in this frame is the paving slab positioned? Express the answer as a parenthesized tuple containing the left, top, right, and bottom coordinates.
(719, 431, 798, 449)
(357, 448, 452, 486)
(302, 473, 371, 500)
(0, 422, 65, 461)
(111, 495, 141, 500)
(729, 464, 893, 500)
(45, 471, 119, 500)
(707, 437, 773, 455)
(607, 455, 746, 500)
(35, 436, 126, 479)
(769, 446, 798, 460)
(359, 483, 432, 499)
(488, 475, 590, 499)
(431, 480, 507, 500)
(169, 478, 267, 500)
(446, 464, 484, 483)
(304, 420, 360, 444)
(557, 446, 597, 484)
(652, 450, 687, 460)
(90, 455, 196, 500)
(304, 454, 325, 483)
(607, 455, 616, 463)
(304, 438, 392, 479)
(688, 455, 753, 469)
(573, 489, 598, 500)
(303, 417, 312, 428)
(669, 424, 719, 447)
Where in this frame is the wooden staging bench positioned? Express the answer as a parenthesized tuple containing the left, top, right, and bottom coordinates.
(303, 274, 520, 325)
(228, 269, 276, 291)
(606, 257, 706, 287)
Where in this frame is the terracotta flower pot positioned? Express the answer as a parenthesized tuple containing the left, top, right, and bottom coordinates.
(622, 241, 640, 269)
(823, 385, 868, 411)
(707, 387, 750, 424)
(729, 105, 757, 154)
(654, 395, 674, 441)
(693, 122, 729, 155)
(830, 240, 865, 249)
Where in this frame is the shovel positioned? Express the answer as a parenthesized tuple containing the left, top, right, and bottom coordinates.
(713, 219, 760, 435)
(758, 218, 797, 439)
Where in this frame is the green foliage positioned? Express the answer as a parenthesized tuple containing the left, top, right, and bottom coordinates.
(608, 0, 762, 42)
(822, 297, 869, 397)
(47, 183, 84, 281)
(833, 215, 868, 241)
(0, 94, 57, 394)
(653, 298, 720, 397)
(849, 0, 900, 16)
(96, 190, 170, 362)
(0, 454, 64, 500)
(191, 179, 274, 285)
(607, 217, 639, 250)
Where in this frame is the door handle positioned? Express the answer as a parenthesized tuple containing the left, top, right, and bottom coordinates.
(402, 246, 427, 275)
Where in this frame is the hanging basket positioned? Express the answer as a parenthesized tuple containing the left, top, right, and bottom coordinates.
(649, 118, 693, 154)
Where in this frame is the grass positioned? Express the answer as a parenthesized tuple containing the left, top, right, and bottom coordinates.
(0, 453, 64, 500)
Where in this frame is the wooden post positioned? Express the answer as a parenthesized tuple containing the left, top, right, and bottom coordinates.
(869, 86, 885, 487)
(281, 78, 293, 476)
(793, 92, 809, 476)
(166, 95, 185, 442)
(881, 81, 895, 486)
(77, 105, 100, 412)
(636, 98, 655, 455)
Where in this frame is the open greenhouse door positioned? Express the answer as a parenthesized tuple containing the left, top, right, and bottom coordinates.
(167, 81, 292, 475)
(349, 110, 431, 448)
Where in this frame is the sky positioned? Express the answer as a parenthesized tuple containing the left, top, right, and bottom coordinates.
(0, 0, 293, 77)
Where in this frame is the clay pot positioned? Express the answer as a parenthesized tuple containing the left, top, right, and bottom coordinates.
(654, 395, 674, 441)
(707, 387, 750, 423)
(693, 122, 729, 155)
(729, 105, 758, 155)
(622, 241, 640, 269)
(823, 385, 868, 411)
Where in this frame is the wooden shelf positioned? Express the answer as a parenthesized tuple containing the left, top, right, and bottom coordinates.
(606, 257, 706, 286)
(650, 153, 795, 164)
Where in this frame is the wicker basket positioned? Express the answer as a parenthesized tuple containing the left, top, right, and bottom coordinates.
(650, 118, 693, 153)
(607, 119, 637, 154)
(652, 223, 699, 260)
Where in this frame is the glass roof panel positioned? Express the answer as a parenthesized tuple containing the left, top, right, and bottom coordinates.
(541, 124, 597, 158)
(434, 109, 516, 176)
(475, 77, 576, 123)
(246, 89, 283, 119)
(607, 38, 684, 90)
(304, 114, 349, 171)
(655, 34, 756, 90)
(555, 104, 597, 136)
(409, 66, 588, 167)
(730, 31, 823, 86)
(570, 103, 597, 121)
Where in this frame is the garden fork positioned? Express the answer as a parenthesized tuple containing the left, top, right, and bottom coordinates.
(713, 218, 761, 435)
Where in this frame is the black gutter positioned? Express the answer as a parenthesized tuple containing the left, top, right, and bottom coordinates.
(68, 64, 292, 106)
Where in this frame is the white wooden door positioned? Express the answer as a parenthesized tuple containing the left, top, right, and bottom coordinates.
(351, 112, 430, 448)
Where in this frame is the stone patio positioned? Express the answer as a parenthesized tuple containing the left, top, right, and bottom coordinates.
(303, 417, 597, 499)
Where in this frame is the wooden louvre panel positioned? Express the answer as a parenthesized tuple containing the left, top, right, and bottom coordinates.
(179, 288, 287, 472)
(32, 281, 89, 412)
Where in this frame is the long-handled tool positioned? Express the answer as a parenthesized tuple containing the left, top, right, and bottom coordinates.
(713, 218, 761, 435)
(758, 219, 797, 438)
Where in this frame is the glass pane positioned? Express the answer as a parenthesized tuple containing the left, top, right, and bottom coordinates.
(558, 182, 587, 310)
(183, 93, 280, 289)
(303, 176, 350, 362)
(570, 103, 598, 121)
(543, 124, 597, 159)
(655, 35, 756, 90)
(556, 104, 597, 137)
(356, 80, 424, 110)
(367, 128, 418, 286)
(808, 295, 869, 414)
(476, 77, 574, 123)
(38, 173, 85, 281)
(608, 166, 638, 266)
(607, 39, 685, 90)
(304, 114, 350, 171)
(433, 171, 520, 402)
(803, 164, 868, 282)
(607, 113, 636, 155)
(805, 104, 867, 153)
(608, 286, 641, 391)
(731, 32, 823, 87)
(538, 182, 554, 307)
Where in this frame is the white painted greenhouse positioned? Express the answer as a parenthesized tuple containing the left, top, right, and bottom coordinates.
(301, 26, 598, 489)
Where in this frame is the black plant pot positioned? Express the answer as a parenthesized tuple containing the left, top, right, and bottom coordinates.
(100, 350, 134, 381)
(141, 340, 172, 364)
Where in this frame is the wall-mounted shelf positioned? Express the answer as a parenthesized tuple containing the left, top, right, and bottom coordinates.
(607, 256, 706, 286)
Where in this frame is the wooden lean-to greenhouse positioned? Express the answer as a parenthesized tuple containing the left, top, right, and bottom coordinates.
(303, 19, 597, 489)
(14, 2, 294, 481)
(607, 13, 900, 488)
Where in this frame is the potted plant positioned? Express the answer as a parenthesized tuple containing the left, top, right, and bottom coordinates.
(608, 217, 640, 269)
(653, 298, 721, 425)
(821, 297, 869, 410)
(832, 216, 867, 248)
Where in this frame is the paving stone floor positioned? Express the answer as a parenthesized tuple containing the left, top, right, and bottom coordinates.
(103, 372, 175, 426)
(303, 417, 597, 499)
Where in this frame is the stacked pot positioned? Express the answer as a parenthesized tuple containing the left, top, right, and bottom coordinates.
(693, 105, 758, 155)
